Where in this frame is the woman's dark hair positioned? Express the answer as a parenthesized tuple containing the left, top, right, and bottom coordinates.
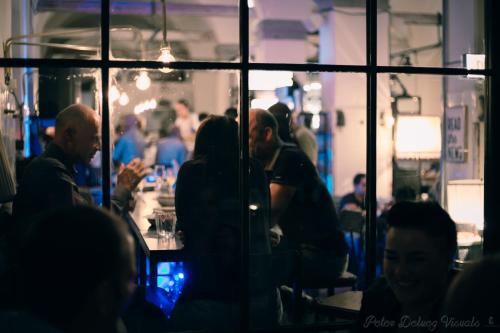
(387, 201, 457, 261)
(193, 115, 239, 179)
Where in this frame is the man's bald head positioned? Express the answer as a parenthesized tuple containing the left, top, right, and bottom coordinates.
(53, 104, 101, 165)
(250, 108, 278, 136)
(55, 104, 97, 137)
(249, 108, 280, 163)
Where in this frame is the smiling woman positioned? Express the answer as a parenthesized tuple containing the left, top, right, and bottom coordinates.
(358, 201, 457, 333)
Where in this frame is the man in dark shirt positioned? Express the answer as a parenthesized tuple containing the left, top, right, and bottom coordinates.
(249, 108, 348, 282)
(340, 173, 366, 211)
(13, 104, 147, 222)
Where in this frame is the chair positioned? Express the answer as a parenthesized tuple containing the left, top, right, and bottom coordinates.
(338, 210, 365, 275)
(291, 251, 358, 323)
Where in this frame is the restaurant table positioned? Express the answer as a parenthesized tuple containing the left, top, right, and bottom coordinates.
(125, 191, 184, 287)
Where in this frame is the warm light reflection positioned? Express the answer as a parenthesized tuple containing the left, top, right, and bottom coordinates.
(395, 116, 441, 159)
(249, 71, 293, 90)
(119, 92, 129, 106)
(109, 85, 120, 102)
(447, 179, 484, 231)
(157, 46, 176, 73)
(136, 71, 151, 90)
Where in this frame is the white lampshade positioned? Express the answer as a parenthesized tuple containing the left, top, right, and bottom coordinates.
(447, 179, 484, 230)
(395, 115, 441, 159)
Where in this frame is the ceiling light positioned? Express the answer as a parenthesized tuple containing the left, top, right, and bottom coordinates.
(136, 71, 151, 90)
(119, 92, 129, 106)
(158, 46, 175, 73)
(158, 0, 176, 72)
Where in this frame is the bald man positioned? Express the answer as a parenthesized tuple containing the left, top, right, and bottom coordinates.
(249, 108, 348, 283)
(13, 104, 147, 221)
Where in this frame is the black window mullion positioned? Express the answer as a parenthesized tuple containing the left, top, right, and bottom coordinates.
(365, 0, 378, 287)
(484, 0, 500, 254)
(239, 0, 250, 332)
(101, 0, 111, 208)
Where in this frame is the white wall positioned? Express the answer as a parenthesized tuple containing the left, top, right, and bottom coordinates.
(444, 0, 484, 182)
(320, 9, 392, 200)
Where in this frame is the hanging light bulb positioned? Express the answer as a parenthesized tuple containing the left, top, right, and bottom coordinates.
(109, 85, 120, 102)
(157, 0, 175, 74)
(136, 71, 151, 90)
(157, 46, 175, 73)
(119, 92, 129, 106)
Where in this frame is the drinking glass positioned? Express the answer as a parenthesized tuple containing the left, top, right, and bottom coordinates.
(154, 164, 166, 191)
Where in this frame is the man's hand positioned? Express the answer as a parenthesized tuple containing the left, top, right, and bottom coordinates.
(117, 158, 148, 192)
(270, 224, 283, 247)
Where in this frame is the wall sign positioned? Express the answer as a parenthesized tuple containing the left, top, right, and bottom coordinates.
(445, 106, 467, 163)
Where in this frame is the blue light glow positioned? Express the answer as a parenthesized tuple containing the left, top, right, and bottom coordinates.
(146, 261, 186, 318)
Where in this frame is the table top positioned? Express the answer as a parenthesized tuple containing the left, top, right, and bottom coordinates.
(127, 191, 184, 256)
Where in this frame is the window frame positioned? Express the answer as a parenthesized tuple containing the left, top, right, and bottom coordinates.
(0, 1, 497, 331)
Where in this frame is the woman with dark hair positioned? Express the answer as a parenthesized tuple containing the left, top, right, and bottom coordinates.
(171, 116, 279, 331)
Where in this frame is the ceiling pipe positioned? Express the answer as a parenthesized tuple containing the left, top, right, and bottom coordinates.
(35, 1, 240, 17)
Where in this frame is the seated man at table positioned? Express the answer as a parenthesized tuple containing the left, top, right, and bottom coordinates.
(340, 173, 366, 211)
(11, 206, 136, 333)
(358, 201, 457, 333)
(13, 104, 147, 223)
(249, 108, 348, 284)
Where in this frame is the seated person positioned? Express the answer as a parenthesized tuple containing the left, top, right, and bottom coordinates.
(340, 173, 366, 211)
(249, 109, 348, 285)
(113, 114, 146, 167)
(13, 104, 147, 222)
(442, 254, 500, 332)
(358, 201, 457, 332)
(155, 125, 186, 169)
(171, 116, 279, 331)
(10, 206, 136, 333)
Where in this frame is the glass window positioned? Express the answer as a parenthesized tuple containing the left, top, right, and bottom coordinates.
(0, 66, 102, 202)
(110, 0, 240, 62)
(377, 73, 485, 276)
(380, 0, 485, 69)
(250, 0, 366, 65)
(1, 0, 101, 60)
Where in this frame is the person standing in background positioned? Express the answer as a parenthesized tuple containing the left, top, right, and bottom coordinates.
(174, 99, 199, 156)
(268, 102, 318, 166)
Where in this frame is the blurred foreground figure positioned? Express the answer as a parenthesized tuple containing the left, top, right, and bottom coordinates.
(13, 206, 136, 333)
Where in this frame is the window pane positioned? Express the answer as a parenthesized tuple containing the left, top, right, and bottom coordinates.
(250, 0, 366, 65)
(381, 0, 486, 69)
(377, 73, 485, 279)
(0, 66, 102, 204)
(110, 68, 241, 330)
(0, 0, 101, 60)
(247, 71, 367, 326)
(110, 0, 240, 62)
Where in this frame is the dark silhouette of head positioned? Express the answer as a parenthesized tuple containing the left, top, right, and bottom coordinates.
(224, 107, 238, 120)
(194, 115, 239, 174)
(394, 186, 417, 203)
(15, 206, 135, 333)
(268, 102, 293, 143)
(443, 255, 500, 331)
(353, 173, 366, 197)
